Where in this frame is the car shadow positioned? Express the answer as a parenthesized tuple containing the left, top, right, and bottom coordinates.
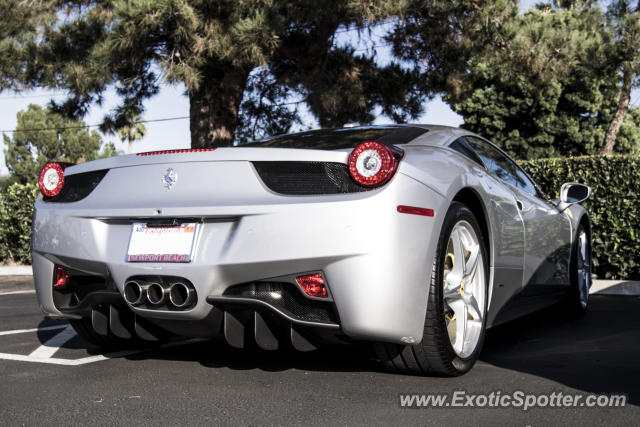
(480, 294, 640, 405)
(35, 317, 117, 356)
(125, 339, 378, 374)
(34, 317, 376, 372)
(34, 295, 640, 405)
(119, 294, 640, 404)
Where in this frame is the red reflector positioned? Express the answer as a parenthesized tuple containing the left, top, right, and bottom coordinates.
(397, 205, 435, 217)
(53, 267, 70, 288)
(137, 148, 217, 156)
(295, 273, 328, 298)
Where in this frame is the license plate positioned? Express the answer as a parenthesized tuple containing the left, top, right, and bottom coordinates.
(126, 222, 198, 263)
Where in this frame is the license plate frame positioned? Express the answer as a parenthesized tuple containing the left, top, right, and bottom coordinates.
(126, 222, 199, 263)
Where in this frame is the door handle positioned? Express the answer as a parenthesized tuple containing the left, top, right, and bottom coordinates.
(516, 200, 524, 211)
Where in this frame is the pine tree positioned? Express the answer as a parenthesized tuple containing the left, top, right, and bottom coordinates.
(0, 0, 54, 90)
(392, 1, 640, 159)
(387, 0, 520, 99)
(10, 1, 425, 148)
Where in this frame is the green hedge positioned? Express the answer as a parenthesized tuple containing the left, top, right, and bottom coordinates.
(0, 155, 638, 279)
(0, 183, 38, 264)
(520, 154, 640, 280)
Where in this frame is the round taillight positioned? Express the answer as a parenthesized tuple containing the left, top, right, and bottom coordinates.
(38, 162, 67, 198)
(348, 141, 398, 187)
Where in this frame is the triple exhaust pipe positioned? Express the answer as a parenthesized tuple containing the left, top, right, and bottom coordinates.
(124, 279, 196, 309)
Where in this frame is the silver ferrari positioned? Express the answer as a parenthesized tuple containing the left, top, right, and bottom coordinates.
(32, 125, 592, 376)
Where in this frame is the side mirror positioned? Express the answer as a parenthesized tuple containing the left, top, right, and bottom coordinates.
(560, 182, 592, 204)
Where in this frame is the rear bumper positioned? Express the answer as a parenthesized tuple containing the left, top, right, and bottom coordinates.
(32, 172, 447, 344)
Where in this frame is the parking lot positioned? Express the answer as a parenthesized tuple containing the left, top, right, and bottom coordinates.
(1, 276, 638, 425)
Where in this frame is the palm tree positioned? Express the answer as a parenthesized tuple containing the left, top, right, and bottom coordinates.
(117, 117, 147, 154)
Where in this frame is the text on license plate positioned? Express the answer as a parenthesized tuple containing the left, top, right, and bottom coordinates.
(126, 222, 198, 263)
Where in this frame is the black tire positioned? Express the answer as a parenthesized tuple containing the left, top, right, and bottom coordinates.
(374, 202, 489, 376)
(565, 221, 592, 316)
(69, 317, 146, 350)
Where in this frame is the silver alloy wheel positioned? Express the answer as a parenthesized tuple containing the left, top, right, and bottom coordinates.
(442, 220, 486, 359)
(577, 230, 591, 309)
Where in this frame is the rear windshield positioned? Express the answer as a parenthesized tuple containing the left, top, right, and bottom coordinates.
(240, 125, 428, 150)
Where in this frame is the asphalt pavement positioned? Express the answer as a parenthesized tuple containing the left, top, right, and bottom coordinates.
(0, 277, 638, 425)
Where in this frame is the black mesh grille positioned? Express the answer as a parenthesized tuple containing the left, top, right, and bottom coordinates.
(253, 161, 367, 195)
(223, 282, 338, 323)
(44, 170, 108, 203)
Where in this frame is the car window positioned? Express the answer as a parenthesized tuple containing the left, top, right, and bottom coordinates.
(464, 137, 519, 187)
(514, 165, 539, 196)
(464, 136, 540, 197)
(449, 138, 485, 167)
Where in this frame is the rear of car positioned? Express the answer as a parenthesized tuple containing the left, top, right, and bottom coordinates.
(32, 126, 449, 350)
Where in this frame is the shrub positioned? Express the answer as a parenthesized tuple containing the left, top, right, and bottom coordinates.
(520, 154, 640, 280)
(0, 183, 38, 264)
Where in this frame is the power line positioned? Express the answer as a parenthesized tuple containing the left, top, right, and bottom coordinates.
(0, 115, 190, 133)
(333, 19, 396, 35)
(0, 92, 66, 100)
(1, 96, 317, 133)
(354, 43, 392, 53)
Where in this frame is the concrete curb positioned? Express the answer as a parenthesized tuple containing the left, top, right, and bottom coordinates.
(0, 266, 32, 276)
(591, 280, 640, 296)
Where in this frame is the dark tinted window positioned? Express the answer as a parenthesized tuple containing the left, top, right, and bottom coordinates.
(240, 126, 428, 150)
(465, 136, 539, 196)
(449, 138, 484, 167)
(514, 167, 538, 196)
(465, 137, 519, 187)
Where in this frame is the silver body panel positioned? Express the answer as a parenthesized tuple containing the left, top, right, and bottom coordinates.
(32, 126, 588, 343)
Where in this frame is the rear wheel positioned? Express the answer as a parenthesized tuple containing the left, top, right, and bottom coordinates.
(375, 202, 488, 376)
